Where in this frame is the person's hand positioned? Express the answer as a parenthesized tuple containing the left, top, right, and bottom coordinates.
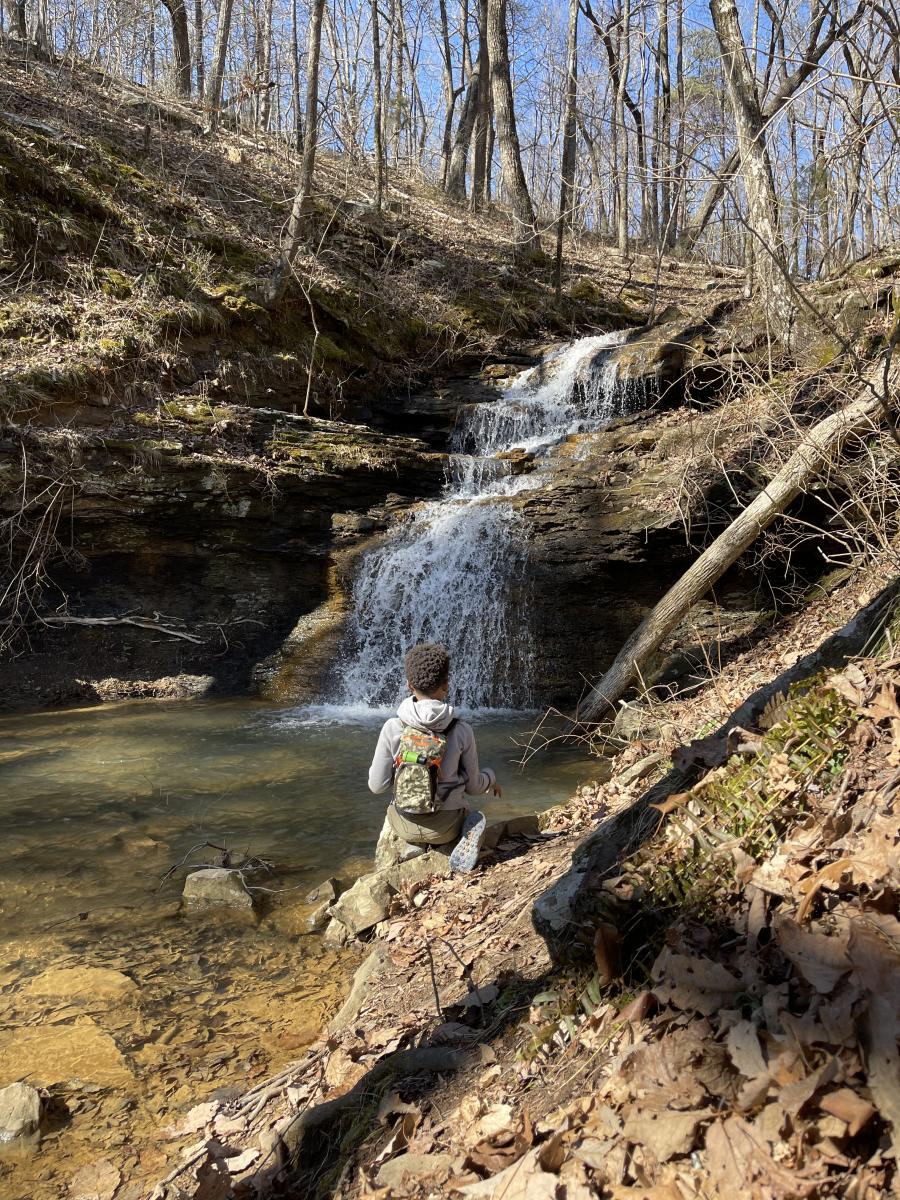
(490, 782, 503, 797)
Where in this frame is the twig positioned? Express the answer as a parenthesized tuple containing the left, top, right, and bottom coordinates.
(41, 614, 204, 643)
(424, 943, 444, 1020)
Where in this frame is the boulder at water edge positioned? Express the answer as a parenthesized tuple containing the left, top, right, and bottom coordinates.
(327, 870, 394, 936)
(373, 813, 428, 871)
(305, 876, 342, 904)
(183, 868, 254, 910)
(0, 1082, 42, 1145)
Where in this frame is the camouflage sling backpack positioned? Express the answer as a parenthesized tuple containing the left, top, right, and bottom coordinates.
(393, 720, 457, 815)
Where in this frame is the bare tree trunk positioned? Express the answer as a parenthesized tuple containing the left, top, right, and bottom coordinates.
(437, 0, 461, 186)
(371, 0, 384, 210)
(259, 0, 274, 128)
(469, 0, 490, 211)
(675, 0, 863, 256)
(487, 0, 539, 258)
(615, 0, 631, 253)
(205, 0, 235, 130)
(291, 0, 302, 150)
(4, 0, 26, 39)
(161, 0, 192, 96)
(446, 69, 479, 200)
(710, 0, 794, 343)
(656, 0, 671, 246)
(266, 0, 326, 304)
(194, 0, 204, 95)
(579, 391, 882, 721)
(553, 0, 578, 295)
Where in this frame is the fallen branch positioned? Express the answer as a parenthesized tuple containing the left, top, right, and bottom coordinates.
(579, 388, 883, 721)
(41, 614, 204, 643)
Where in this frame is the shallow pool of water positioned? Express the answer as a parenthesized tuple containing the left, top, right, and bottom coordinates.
(0, 698, 600, 1196)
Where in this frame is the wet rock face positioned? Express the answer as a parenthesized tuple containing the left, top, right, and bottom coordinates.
(518, 418, 702, 704)
(0, 412, 446, 710)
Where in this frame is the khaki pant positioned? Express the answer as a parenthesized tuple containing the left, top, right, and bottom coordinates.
(387, 803, 465, 846)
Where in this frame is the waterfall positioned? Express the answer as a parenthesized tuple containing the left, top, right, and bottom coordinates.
(332, 332, 634, 709)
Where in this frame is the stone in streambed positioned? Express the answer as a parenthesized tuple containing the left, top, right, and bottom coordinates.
(304, 902, 331, 933)
(305, 877, 342, 904)
(327, 871, 394, 936)
(0, 1019, 132, 1089)
(0, 1082, 42, 1146)
(183, 868, 254, 911)
(25, 966, 138, 1005)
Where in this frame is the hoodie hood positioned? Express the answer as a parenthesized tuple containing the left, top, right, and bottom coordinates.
(397, 696, 456, 733)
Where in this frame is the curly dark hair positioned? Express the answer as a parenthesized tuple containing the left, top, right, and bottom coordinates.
(404, 643, 450, 694)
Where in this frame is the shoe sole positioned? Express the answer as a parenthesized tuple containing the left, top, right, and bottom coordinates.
(449, 810, 487, 873)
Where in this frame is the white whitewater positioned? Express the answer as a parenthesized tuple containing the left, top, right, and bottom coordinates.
(333, 332, 633, 708)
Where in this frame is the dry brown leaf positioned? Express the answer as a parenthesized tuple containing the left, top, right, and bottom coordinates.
(847, 913, 900, 1160)
(850, 817, 899, 885)
(377, 1091, 421, 1125)
(777, 1057, 838, 1116)
(469, 1103, 516, 1144)
(735, 1073, 771, 1112)
(826, 671, 866, 708)
(795, 859, 853, 924)
(749, 855, 794, 898)
(774, 916, 850, 993)
(622, 1107, 713, 1163)
(619, 991, 655, 1023)
(650, 949, 742, 1016)
(818, 1087, 877, 1136)
(456, 1149, 557, 1199)
(725, 1020, 767, 1079)
(610, 1187, 684, 1200)
(862, 682, 900, 723)
(705, 1116, 822, 1198)
(163, 1100, 220, 1139)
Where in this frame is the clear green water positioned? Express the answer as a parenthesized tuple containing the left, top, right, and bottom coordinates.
(0, 699, 595, 931)
(0, 698, 598, 1196)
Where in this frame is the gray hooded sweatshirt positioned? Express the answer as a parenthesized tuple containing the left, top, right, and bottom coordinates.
(368, 696, 496, 811)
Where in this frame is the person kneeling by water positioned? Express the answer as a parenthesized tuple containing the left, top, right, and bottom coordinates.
(368, 643, 501, 872)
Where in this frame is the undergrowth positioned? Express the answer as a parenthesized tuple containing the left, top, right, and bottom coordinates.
(521, 674, 860, 1059)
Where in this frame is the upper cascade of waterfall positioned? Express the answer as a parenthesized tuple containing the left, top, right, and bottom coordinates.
(329, 333, 637, 709)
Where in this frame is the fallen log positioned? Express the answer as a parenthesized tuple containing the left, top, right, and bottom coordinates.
(535, 577, 900, 959)
(579, 390, 883, 721)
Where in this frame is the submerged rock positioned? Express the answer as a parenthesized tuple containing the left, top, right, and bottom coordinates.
(25, 966, 138, 1005)
(0, 1082, 42, 1145)
(0, 1020, 132, 1089)
(304, 902, 332, 933)
(183, 868, 254, 911)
